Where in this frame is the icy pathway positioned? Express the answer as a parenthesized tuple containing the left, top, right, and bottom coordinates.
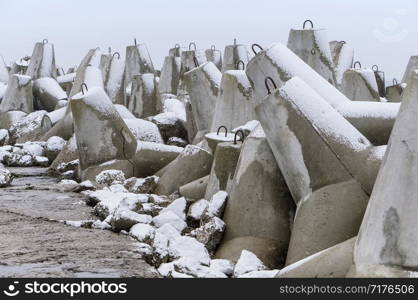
(0, 167, 159, 277)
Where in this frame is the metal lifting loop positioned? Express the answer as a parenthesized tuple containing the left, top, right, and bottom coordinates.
(134, 38, 137, 46)
(59, 67, 65, 75)
(311, 48, 316, 55)
(234, 38, 237, 45)
(211, 45, 216, 51)
(372, 65, 379, 72)
(341, 41, 346, 44)
(112, 52, 120, 59)
(193, 56, 199, 68)
(175, 43, 180, 49)
(234, 130, 245, 145)
(189, 42, 197, 51)
(42, 38, 48, 44)
(303, 20, 314, 29)
(393, 78, 398, 85)
(251, 43, 263, 55)
(236, 60, 245, 70)
(265, 77, 277, 95)
(81, 83, 88, 95)
(353, 61, 362, 69)
(217, 126, 228, 137)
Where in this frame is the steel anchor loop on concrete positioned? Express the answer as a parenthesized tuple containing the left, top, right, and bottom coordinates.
(217, 125, 228, 137)
(234, 130, 245, 144)
(236, 60, 245, 70)
(353, 61, 362, 69)
(81, 83, 88, 95)
(265, 77, 277, 95)
(251, 44, 263, 55)
(189, 42, 197, 51)
(193, 56, 199, 67)
(303, 19, 314, 29)
(42, 38, 48, 44)
(112, 52, 120, 59)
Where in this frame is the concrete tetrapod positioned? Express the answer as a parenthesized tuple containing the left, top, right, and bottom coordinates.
(180, 45, 207, 75)
(104, 53, 125, 105)
(154, 145, 213, 196)
(99, 53, 111, 81)
(33, 77, 67, 111)
(246, 42, 399, 145)
(287, 24, 336, 85)
(216, 124, 294, 268)
(221, 43, 250, 73)
(129, 73, 158, 118)
(329, 40, 354, 88)
(158, 56, 181, 95)
(354, 71, 418, 277)
(179, 175, 210, 200)
(71, 86, 137, 171)
(341, 68, 381, 102)
(0, 55, 9, 84)
(26, 40, 57, 79)
(256, 77, 384, 264)
(401, 55, 418, 83)
(183, 62, 221, 133)
(205, 46, 222, 70)
(385, 80, 404, 103)
(0, 74, 33, 114)
(210, 70, 256, 132)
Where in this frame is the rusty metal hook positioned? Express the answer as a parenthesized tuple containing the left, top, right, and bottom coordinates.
(112, 52, 120, 59)
(236, 60, 245, 70)
(81, 83, 88, 95)
(372, 65, 379, 72)
(353, 61, 362, 69)
(42, 38, 48, 44)
(234, 130, 245, 145)
(217, 126, 228, 137)
(265, 77, 277, 95)
(251, 43, 263, 55)
(189, 42, 197, 51)
(303, 20, 314, 29)
(193, 56, 199, 67)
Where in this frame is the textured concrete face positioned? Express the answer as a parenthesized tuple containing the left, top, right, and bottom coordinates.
(341, 69, 380, 102)
(180, 49, 207, 75)
(184, 62, 221, 132)
(0, 56, 9, 84)
(154, 145, 213, 195)
(33, 77, 67, 112)
(246, 43, 399, 145)
(355, 71, 418, 272)
(26, 42, 57, 79)
(129, 73, 157, 118)
(221, 44, 249, 73)
(205, 48, 222, 70)
(217, 125, 294, 268)
(204, 141, 241, 200)
(99, 54, 111, 80)
(71, 87, 137, 170)
(104, 54, 125, 105)
(330, 41, 354, 88)
(158, 56, 181, 95)
(210, 70, 256, 132)
(401, 55, 418, 83)
(0, 74, 33, 114)
(287, 29, 336, 85)
(0, 111, 27, 129)
(179, 175, 209, 200)
(385, 83, 404, 102)
(278, 237, 356, 278)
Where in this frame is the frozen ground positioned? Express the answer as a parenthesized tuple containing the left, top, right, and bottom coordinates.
(0, 167, 159, 278)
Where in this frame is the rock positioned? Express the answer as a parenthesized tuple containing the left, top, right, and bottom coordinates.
(148, 112, 188, 143)
(5, 153, 34, 167)
(169, 236, 211, 266)
(108, 183, 128, 193)
(233, 250, 267, 277)
(0, 167, 13, 187)
(91, 190, 126, 219)
(151, 224, 181, 266)
(148, 194, 171, 207)
(152, 211, 187, 233)
(160, 197, 187, 220)
(110, 210, 152, 232)
(8, 110, 48, 143)
(136, 202, 163, 217)
(60, 170, 75, 180)
(186, 199, 209, 228)
(202, 191, 227, 221)
(238, 270, 279, 278)
(173, 257, 227, 278)
(157, 262, 176, 277)
(124, 176, 158, 194)
(96, 169, 126, 186)
(58, 179, 78, 185)
(22, 142, 45, 157)
(45, 136, 66, 161)
(71, 180, 96, 193)
(124, 118, 164, 144)
(192, 217, 225, 253)
(34, 156, 49, 167)
(129, 223, 156, 244)
(166, 137, 188, 147)
(132, 242, 154, 259)
(56, 159, 79, 173)
(0, 129, 10, 146)
(209, 259, 235, 277)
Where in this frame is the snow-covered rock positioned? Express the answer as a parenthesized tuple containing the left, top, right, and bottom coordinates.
(0, 167, 13, 187)
(166, 137, 188, 147)
(152, 210, 187, 233)
(151, 224, 181, 266)
(0, 129, 9, 146)
(72, 180, 96, 193)
(108, 183, 128, 193)
(60, 170, 75, 180)
(149, 194, 171, 207)
(210, 259, 235, 277)
(203, 191, 228, 221)
(169, 236, 211, 266)
(124, 118, 164, 144)
(160, 197, 187, 220)
(57, 159, 79, 173)
(58, 179, 78, 185)
(148, 112, 188, 143)
(8, 110, 47, 143)
(137, 202, 163, 217)
(233, 250, 267, 277)
(110, 210, 152, 232)
(124, 176, 158, 194)
(22, 142, 44, 157)
(96, 169, 126, 186)
(34, 156, 49, 167)
(186, 199, 209, 227)
(192, 216, 225, 252)
(91, 219, 111, 230)
(129, 223, 156, 244)
(132, 242, 154, 258)
(173, 257, 227, 278)
(4, 153, 34, 167)
(45, 136, 65, 160)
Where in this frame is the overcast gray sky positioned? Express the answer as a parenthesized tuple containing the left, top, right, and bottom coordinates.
(0, 0, 416, 81)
